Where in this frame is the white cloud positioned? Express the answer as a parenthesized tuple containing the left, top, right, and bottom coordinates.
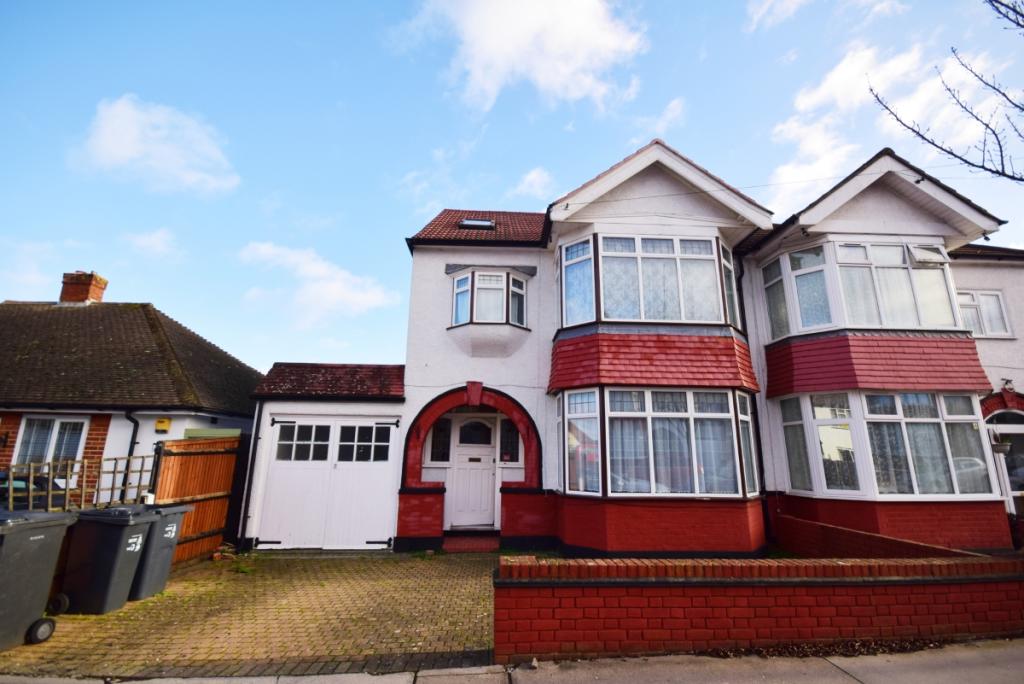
(400, 0, 646, 111)
(77, 94, 240, 194)
(239, 242, 398, 327)
(399, 130, 487, 215)
(630, 96, 688, 144)
(745, 0, 814, 32)
(124, 228, 181, 257)
(778, 48, 799, 65)
(766, 114, 861, 213)
(847, 0, 909, 26)
(510, 167, 555, 199)
(795, 41, 922, 113)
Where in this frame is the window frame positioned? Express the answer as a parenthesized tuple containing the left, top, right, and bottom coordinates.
(269, 416, 398, 465)
(958, 289, 1013, 338)
(808, 392, 861, 494)
(449, 269, 529, 328)
(451, 275, 471, 326)
(14, 414, 90, 466)
(472, 271, 507, 324)
(561, 238, 596, 328)
(778, 397, 814, 492)
(563, 389, 603, 497)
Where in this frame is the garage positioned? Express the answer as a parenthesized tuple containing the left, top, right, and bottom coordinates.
(241, 363, 406, 550)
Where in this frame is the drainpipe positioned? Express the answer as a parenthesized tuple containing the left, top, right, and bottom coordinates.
(118, 410, 140, 503)
(237, 400, 263, 550)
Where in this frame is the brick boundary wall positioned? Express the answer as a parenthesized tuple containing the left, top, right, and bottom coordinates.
(493, 556, 1024, 664)
(774, 515, 979, 559)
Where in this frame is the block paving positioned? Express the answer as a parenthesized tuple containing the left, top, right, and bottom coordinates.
(0, 552, 497, 678)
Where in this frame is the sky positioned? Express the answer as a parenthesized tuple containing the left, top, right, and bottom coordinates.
(2, 0, 1023, 373)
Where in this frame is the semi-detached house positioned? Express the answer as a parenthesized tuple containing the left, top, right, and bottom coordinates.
(240, 140, 1024, 555)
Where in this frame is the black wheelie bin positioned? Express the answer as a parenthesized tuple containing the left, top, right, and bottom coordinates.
(0, 510, 77, 650)
(129, 503, 193, 601)
(62, 504, 159, 614)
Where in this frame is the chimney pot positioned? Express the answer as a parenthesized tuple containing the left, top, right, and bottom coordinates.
(60, 271, 108, 304)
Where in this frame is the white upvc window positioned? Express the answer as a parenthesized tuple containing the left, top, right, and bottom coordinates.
(564, 389, 601, 495)
(15, 416, 88, 465)
(789, 246, 833, 330)
(763, 257, 790, 339)
(779, 397, 813, 491)
(958, 290, 1011, 338)
(562, 239, 595, 327)
(599, 236, 724, 324)
(863, 392, 993, 496)
(736, 393, 759, 495)
(836, 242, 957, 329)
(450, 270, 529, 327)
(809, 393, 860, 492)
(721, 246, 741, 328)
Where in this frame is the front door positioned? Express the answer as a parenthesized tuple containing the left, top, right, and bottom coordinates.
(446, 417, 496, 528)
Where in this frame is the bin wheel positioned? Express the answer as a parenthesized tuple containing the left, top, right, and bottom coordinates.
(47, 593, 70, 616)
(26, 618, 55, 645)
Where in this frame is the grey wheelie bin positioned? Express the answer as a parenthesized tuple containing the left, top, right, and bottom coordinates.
(129, 503, 193, 601)
(62, 504, 159, 614)
(0, 510, 77, 650)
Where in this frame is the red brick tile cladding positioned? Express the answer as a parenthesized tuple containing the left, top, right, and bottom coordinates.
(410, 209, 546, 244)
(768, 494, 1012, 551)
(252, 363, 405, 401)
(764, 331, 990, 398)
(549, 334, 759, 393)
(493, 556, 1024, 664)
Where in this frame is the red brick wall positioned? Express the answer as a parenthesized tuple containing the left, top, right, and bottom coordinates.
(494, 556, 1024, 664)
(0, 412, 23, 469)
(396, 491, 444, 537)
(549, 334, 759, 393)
(764, 332, 990, 398)
(560, 497, 765, 553)
(502, 491, 559, 538)
(774, 515, 976, 558)
(769, 494, 1012, 551)
(80, 414, 111, 496)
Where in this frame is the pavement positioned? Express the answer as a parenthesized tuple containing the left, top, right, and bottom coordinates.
(0, 553, 497, 679)
(1, 638, 1021, 683)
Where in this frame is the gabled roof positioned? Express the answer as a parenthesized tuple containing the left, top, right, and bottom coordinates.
(549, 139, 774, 229)
(950, 243, 1024, 261)
(738, 148, 1007, 256)
(407, 209, 547, 251)
(253, 363, 405, 402)
(0, 301, 263, 416)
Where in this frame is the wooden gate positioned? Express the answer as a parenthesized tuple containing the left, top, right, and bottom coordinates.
(153, 436, 243, 563)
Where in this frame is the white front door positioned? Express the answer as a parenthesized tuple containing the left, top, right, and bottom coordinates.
(446, 417, 496, 528)
(259, 418, 399, 549)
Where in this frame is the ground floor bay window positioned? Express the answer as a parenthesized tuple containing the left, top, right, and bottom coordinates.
(774, 391, 999, 499)
(561, 387, 759, 498)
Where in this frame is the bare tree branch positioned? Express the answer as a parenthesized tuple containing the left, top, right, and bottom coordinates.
(986, 0, 1024, 31)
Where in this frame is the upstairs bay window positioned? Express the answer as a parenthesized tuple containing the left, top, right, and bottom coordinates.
(563, 240, 595, 327)
(451, 271, 528, 327)
(762, 241, 959, 340)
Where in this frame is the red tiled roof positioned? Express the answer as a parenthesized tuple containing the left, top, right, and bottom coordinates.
(950, 243, 1024, 261)
(764, 332, 991, 398)
(548, 334, 759, 393)
(409, 209, 547, 245)
(253, 363, 405, 401)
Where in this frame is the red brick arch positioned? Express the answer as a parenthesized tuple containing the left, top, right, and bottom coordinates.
(981, 388, 1024, 417)
(401, 382, 541, 490)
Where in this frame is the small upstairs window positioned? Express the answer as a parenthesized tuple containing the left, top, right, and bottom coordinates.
(450, 270, 528, 327)
(958, 290, 1011, 338)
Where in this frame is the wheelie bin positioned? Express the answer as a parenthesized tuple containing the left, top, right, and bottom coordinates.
(62, 504, 159, 614)
(0, 510, 77, 650)
(129, 503, 193, 601)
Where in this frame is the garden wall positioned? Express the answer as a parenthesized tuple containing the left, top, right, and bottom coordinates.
(493, 556, 1024, 664)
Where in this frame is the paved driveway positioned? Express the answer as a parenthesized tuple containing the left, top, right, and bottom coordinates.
(0, 553, 497, 679)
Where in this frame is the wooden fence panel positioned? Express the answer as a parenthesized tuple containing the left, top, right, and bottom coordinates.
(155, 437, 241, 564)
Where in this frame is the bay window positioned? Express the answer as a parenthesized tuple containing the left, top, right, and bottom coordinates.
(561, 387, 758, 497)
(958, 290, 1011, 337)
(722, 246, 740, 327)
(562, 239, 595, 327)
(764, 241, 960, 340)
(776, 391, 996, 499)
(451, 270, 528, 327)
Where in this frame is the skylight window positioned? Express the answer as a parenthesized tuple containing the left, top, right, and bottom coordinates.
(459, 218, 496, 230)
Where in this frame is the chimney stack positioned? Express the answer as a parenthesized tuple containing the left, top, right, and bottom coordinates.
(59, 271, 108, 304)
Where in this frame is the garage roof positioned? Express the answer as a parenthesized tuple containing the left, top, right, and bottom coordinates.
(253, 363, 405, 402)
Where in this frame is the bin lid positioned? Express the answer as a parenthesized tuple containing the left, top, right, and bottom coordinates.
(0, 509, 77, 534)
(147, 503, 195, 515)
(77, 505, 160, 526)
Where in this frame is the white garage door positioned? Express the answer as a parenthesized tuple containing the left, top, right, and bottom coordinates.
(258, 416, 400, 549)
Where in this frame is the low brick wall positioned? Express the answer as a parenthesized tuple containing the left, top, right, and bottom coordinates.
(774, 514, 978, 559)
(493, 556, 1024, 664)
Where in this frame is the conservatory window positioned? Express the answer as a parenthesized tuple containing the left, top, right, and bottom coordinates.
(958, 291, 1010, 337)
(598, 236, 723, 323)
(864, 393, 991, 495)
(780, 397, 813, 491)
(810, 393, 859, 491)
(562, 239, 595, 326)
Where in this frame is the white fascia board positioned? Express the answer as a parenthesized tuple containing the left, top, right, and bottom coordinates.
(550, 146, 773, 229)
(798, 156, 1002, 237)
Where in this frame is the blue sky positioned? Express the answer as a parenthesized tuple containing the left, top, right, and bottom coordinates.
(2, 0, 1022, 372)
